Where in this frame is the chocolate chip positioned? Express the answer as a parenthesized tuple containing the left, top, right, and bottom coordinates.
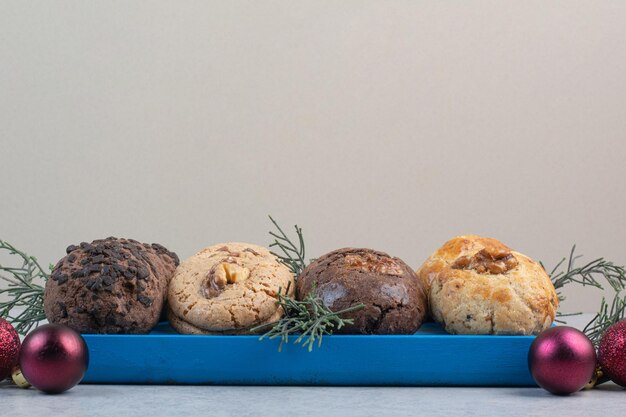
(106, 250, 122, 260)
(58, 302, 68, 318)
(71, 270, 86, 279)
(123, 270, 135, 279)
(66, 244, 79, 254)
(137, 295, 152, 307)
(67, 254, 77, 263)
(80, 242, 94, 252)
(81, 258, 90, 265)
(102, 265, 110, 274)
(105, 314, 116, 325)
(137, 267, 149, 279)
(89, 264, 101, 273)
(56, 274, 68, 285)
(91, 277, 103, 291)
(93, 255, 104, 263)
(103, 276, 114, 286)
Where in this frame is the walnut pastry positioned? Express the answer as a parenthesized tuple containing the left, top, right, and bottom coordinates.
(416, 235, 558, 335)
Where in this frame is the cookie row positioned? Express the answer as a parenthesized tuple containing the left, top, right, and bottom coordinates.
(43, 235, 558, 336)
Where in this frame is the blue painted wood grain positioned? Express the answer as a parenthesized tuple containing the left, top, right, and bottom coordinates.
(81, 322, 537, 386)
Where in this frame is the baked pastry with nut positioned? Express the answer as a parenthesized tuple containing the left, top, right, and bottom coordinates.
(416, 235, 558, 335)
(44, 237, 179, 334)
(296, 248, 428, 334)
(167, 243, 294, 334)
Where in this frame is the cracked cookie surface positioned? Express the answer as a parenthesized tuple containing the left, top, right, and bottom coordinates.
(296, 248, 427, 334)
(167, 242, 294, 334)
(416, 235, 558, 335)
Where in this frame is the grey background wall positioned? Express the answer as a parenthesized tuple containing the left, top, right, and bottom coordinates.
(1, 1, 625, 313)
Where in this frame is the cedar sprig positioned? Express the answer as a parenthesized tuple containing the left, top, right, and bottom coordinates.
(262, 217, 364, 351)
(547, 245, 626, 342)
(268, 215, 307, 277)
(547, 245, 625, 303)
(253, 284, 365, 352)
(0, 239, 47, 334)
(583, 295, 626, 346)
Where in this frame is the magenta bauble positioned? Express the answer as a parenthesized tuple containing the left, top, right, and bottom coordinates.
(0, 318, 21, 381)
(19, 324, 89, 394)
(528, 326, 596, 395)
(598, 319, 626, 387)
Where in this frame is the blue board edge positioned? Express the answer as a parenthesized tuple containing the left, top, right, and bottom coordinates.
(81, 322, 538, 386)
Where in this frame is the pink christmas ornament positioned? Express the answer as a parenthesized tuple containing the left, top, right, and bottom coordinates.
(19, 324, 89, 394)
(528, 326, 596, 395)
(598, 319, 626, 387)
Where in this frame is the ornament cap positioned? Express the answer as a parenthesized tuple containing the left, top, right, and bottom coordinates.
(11, 366, 31, 389)
(583, 367, 605, 390)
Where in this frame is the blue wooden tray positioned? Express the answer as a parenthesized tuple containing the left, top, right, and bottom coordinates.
(81, 322, 537, 386)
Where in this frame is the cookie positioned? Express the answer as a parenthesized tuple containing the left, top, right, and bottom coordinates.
(416, 235, 558, 335)
(167, 243, 294, 334)
(296, 248, 428, 334)
(44, 237, 179, 334)
(166, 306, 284, 335)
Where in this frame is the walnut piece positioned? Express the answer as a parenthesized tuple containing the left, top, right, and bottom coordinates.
(205, 262, 250, 297)
(451, 248, 519, 275)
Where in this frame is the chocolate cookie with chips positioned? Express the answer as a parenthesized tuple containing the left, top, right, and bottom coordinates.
(44, 237, 179, 334)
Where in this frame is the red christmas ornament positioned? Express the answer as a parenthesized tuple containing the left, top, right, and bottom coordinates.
(19, 324, 89, 394)
(0, 318, 21, 381)
(598, 319, 626, 387)
(528, 326, 596, 395)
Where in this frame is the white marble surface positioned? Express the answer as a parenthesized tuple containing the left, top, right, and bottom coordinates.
(2, 315, 624, 416)
(0, 382, 623, 417)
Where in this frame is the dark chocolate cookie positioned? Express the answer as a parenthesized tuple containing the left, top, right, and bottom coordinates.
(296, 248, 427, 334)
(44, 237, 179, 334)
